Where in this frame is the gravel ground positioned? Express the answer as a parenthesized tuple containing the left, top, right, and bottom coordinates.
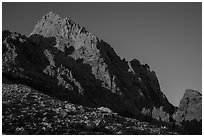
(2, 84, 179, 135)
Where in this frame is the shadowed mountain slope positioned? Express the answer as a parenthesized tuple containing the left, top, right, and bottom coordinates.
(2, 11, 179, 127)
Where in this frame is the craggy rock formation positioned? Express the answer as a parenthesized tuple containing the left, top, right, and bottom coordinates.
(3, 12, 174, 119)
(174, 89, 202, 134)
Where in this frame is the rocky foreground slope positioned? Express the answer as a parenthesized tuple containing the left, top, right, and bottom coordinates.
(3, 83, 180, 135)
(2, 12, 201, 134)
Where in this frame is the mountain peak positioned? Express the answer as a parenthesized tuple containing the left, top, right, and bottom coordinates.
(4, 12, 174, 121)
(46, 11, 57, 17)
(30, 12, 97, 45)
(43, 11, 61, 21)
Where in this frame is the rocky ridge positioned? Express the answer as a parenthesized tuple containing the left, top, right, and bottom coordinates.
(2, 12, 174, 118)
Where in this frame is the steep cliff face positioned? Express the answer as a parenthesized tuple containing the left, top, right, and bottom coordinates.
(174, 89, 202, 134)
(2, 12, 174, 118)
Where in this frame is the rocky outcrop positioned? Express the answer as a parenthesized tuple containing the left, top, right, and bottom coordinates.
(174, 89, 202, 134)
(2, 12, 174, 119)
(2, 83, 179, 135)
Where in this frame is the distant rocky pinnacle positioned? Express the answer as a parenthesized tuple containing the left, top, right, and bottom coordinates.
(2, 12, 201, 134)
(174, 89, 202, 134)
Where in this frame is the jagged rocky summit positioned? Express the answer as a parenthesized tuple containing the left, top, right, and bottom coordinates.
(3, 12, 174, 119)
(174, 89, 202, 134)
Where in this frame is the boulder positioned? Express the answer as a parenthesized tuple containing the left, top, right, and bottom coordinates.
(174, 89, 202, 134)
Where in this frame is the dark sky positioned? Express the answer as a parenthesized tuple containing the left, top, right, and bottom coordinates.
(2, 2, 202, 106)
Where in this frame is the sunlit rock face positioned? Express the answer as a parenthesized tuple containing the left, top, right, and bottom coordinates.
(174, 89, 202, 134)
(3, 12, 174, 118)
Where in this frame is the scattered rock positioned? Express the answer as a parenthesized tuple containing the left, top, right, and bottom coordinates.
(98, 107, 112, 113)
(2, 83, 179, 135)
